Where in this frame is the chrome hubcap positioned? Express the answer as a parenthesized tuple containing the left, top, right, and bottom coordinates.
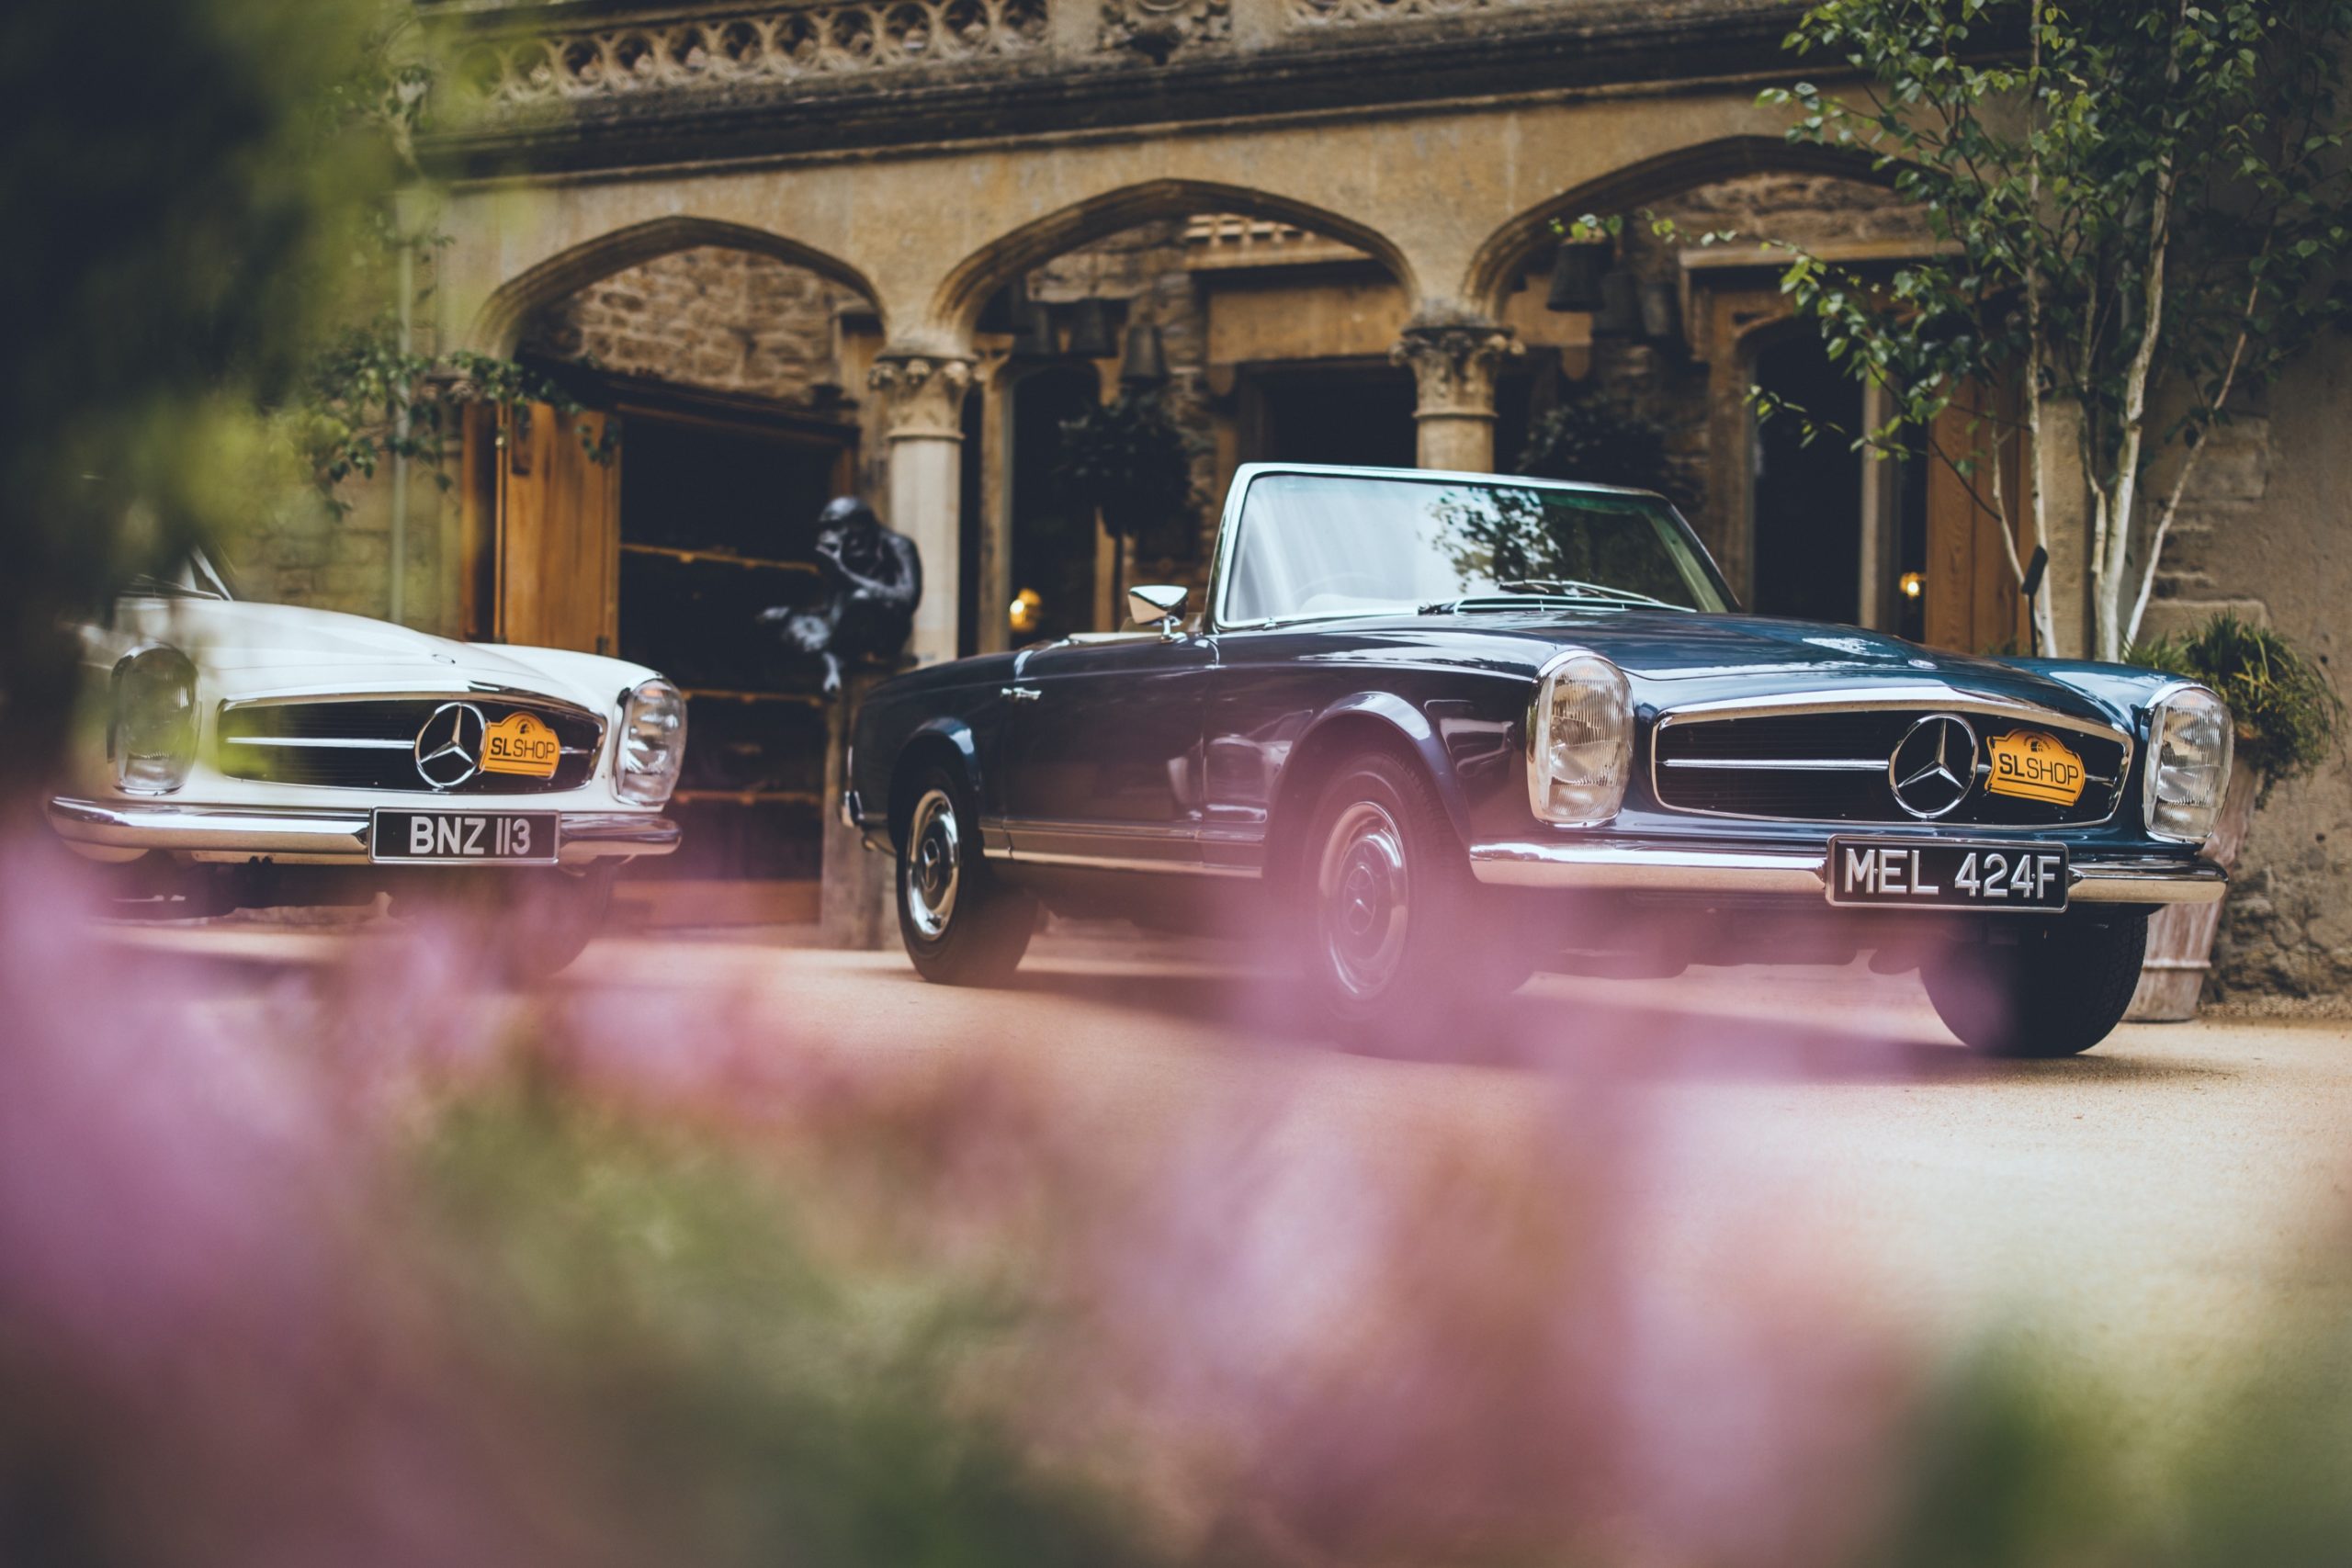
(1317, 800, 1409, 1000)
(906, 788, 960, 939)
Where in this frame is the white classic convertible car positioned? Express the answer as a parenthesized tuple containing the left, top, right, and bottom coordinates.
(48, 557, 685, 975)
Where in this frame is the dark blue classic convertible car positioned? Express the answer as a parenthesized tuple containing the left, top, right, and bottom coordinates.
(846, 465, 2232, 1055)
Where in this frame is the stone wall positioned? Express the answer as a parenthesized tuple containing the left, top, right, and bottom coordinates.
(230, 457, 448, 631)
(2172, 354, 2352, 1001)
(519, 245, 864, 405)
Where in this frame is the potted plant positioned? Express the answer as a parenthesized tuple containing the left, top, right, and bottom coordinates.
(2124, 614, 2344, 1019)
(1053, 391, 1201, 616)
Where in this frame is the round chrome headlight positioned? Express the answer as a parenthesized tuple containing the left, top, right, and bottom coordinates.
(110, 645, 198, 795)
(615, 678, 686, 806)
(2143, 682, 2233, 844)
(1527, 651, 1633, 826)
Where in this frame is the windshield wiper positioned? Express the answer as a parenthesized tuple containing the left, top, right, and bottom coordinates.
(1420, 579, 1692, 614)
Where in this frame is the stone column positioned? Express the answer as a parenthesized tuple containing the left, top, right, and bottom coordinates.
(1392, 324, 1521, 474)
(868, 352, 975, 665)
(820, 668, 893, 950)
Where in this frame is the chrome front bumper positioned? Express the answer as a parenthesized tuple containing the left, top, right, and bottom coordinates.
(1468, 839, 2226, 905)
(48, 797, 682, 867)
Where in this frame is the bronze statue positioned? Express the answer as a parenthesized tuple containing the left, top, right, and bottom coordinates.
(761, 495, 922, 696)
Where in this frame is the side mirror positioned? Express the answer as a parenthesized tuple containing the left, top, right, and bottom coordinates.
(1126, 584, 1189, 636)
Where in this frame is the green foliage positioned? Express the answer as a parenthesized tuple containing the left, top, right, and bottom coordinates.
(1051, 393, 1201, 547)
(1756, 0, 2352, 658)
(294, 333, 614, 511)
(1514, 388, 1690, 505)
(2129, 613, 2344, 787)
(288, 30, 614, 513)
(416, 1086, 1161, 1568)
(1, 0, 416, 794)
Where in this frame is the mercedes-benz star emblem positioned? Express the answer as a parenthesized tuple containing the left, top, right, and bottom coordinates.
(413, 702, 487, 790)
(1888, 714, 1979, 819)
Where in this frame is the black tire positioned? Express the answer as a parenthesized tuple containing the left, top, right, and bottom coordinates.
(897, 764, 1037, 986)
(495, 863, 618, 981)
(1919, 909, 2150, 1057)
(1295, 748, 1515, 1045)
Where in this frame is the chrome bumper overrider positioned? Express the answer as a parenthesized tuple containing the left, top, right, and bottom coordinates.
(1467, 840, 2226, 905)
(47, 797, 682, 865)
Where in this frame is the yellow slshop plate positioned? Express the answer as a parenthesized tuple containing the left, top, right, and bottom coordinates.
(1985, 728, 2086, 806)
(482, 711, 562, 778)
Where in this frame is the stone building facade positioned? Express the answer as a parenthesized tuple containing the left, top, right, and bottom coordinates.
(349, 0, 2349, 990)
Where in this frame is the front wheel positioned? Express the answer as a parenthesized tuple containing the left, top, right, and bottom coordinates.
(897, 769, 1037, 986)
(1297, 750, 1514, 1045)
(1919, 909, 2150, 1057)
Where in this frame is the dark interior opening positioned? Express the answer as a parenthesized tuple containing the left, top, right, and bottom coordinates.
(611, 404, 853, 886)
(1009, 365, 1106, 643)
(1242, 365, 1418, 469)
(1750, 333, 1865, 625)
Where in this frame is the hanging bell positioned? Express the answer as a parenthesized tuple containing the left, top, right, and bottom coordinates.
(1119, 322, 1169, 387)
(1589, 269, 1641, 338)
(1008, 299, 1057, 359)
(1544, 240, 1611, 313)
(1637, 278, 1681, 345)
(1066, 297, 1118, 358)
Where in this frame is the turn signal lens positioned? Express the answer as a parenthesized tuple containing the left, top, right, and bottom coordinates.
(1528, 652, 1632, 826)
(2144, 683, 2233, 843)
(110, 646, 198, 795)
(616, 679, 686, 805)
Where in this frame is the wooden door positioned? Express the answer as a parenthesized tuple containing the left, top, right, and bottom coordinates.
(1923, 385, 2030, 653)
(495, 401, 620, 654)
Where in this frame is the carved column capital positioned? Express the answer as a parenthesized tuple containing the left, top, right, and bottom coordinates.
(1390, 325, 1521, 421)
(868, 354, 976, 441)
(1099, 0, 1231, 61)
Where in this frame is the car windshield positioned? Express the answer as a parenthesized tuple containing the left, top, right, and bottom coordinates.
(1221, 471, 1730, 626)
(123, 550, 239, 602)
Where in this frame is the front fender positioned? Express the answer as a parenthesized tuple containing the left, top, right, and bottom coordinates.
(888, 714, 988, 832)
(1290, 691, 1483, 853)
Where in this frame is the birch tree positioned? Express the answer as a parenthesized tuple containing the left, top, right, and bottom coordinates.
(1762, 0, 2352, 659)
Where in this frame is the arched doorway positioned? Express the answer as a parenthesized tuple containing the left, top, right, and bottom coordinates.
(492, 240, 887, 924)
(952, 199, 1419, 649)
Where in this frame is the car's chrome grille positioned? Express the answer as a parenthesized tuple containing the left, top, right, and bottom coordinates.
(215, 697, 602, 794)
(1651, 710, 2129, 826)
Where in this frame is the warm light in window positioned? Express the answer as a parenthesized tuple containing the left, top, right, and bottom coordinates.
(1009, 588, 1042, 635)
(1899, 571, 1925, 601)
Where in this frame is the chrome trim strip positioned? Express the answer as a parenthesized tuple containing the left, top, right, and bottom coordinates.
(554, 813, 683, 852)
(47, 797, 679, 861)
(1652, 684, 2132, 737)
(1649, 687, 2133, 829)
(1471, 840, 1826, 893)
(984, 817, 1261, 877)
(1468, 838, 2223, 904)
(1006, 850, 1258, 877)
(215, 692, 611, 774)
(2066, 856, 2227, 903)
(224, 735, 415, 750)
(1659, 757, 1885, 772)
(50, 797, 370, 854)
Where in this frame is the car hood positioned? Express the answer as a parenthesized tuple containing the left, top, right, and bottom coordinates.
(1312, 609, 2162, 731)
(91, 596, 642, 711)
